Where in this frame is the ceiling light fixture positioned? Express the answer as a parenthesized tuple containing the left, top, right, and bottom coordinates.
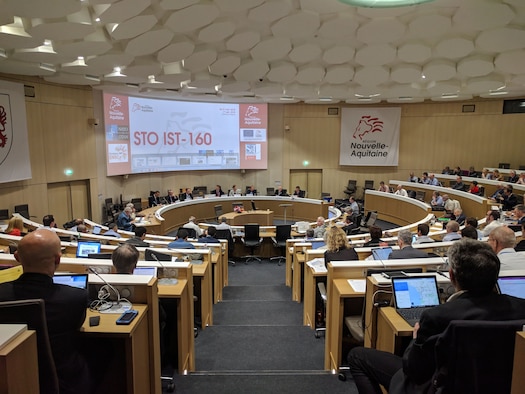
(338, 0, 434, 7)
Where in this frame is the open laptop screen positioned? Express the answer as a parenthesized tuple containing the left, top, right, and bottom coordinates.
(497, 276, 525, 299)
(133, 267, 158, 277)
(392, 276, 440, 309)
(311, 241, 325, 249)
(372, 247, 392, 261)
(76, 241, 101, 258)
(53, 274, 88, 289)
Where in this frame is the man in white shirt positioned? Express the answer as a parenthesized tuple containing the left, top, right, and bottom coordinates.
(216, 217, 234, 237)
(443, 194, 461, 213)
(344, 196, 360, 216)
(488, 226, 525, 270)
(482, 210, 503, 237)
(183, 216, 203, 237)
(442, 220, 461, 242)
(413, 223, 435, 244)
(393, 184, 408, 197)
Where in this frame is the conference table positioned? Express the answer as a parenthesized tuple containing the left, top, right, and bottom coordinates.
(221, 210, 274, 226)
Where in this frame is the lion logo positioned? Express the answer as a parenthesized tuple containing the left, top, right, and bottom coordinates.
(352, 115, 384, 140)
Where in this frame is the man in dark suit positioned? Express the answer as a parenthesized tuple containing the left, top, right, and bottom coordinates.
(165, 189, 178, 204)
(497, 185, 518, 211)
(125, 226, 150, 247)
(183, 187, 193, 200)
(148, 190, 162, 207)
(348, 239, 525, 394)
(388, 230, 428, 259)
(0, 229, 91, 394)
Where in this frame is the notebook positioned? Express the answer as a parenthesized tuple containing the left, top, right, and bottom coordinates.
(497, 276, 525, 299)
(53, 274, 89, 289)
(133, 267, 158, 277)
(372, 247, 392, 261)
(392, 276, 441, 326)
(76, 241, 101, 258)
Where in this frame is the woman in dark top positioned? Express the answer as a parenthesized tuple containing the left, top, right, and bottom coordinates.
(363, 225, 384, 247)
(324, 226, 358, 264)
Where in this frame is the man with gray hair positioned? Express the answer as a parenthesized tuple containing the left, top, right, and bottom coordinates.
(183, 215, 203, 237)
(117, 206, 134, 231)
(388, 230, 429, 259)
(488, 226, 525, 271)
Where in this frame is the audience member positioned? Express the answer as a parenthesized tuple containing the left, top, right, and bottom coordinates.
(492, 169, 504, 181)
(165, 189, 178, 204)
(388, 230, 428, 259)
(481, 168, 491, 179)
(103, 223, 121, 238)
(76, 224, 89, 234)
(228, 184, 241, 196)
(378, 181, 390, 192)
(3, 216, 25, 236)
(451, 175, 464, 190)
(428, 173, 440, 186)
(508, 170, 519, 183)
(148, 190, 162, 207)
(125, 226, 150, 247)
(497, 185, 518, 211)
(442, 220, 461, 242)
(63, 218, 83, 231)
(442, 194, 460, 213)
(511, 204, 525, 224)
(451, 208, 466, 226)
(420, 172, 430, 184)
(112, 243, 139, 274)
(413, 223, 435, 244)
(430, 191, 444, 209)
(363, 226, 384, 247)
(344, 196, 360, 216)
(116, 207, 133, 231)
(324, 226, 358, 263)
(408, 172, 419, 183)
(516, 173, 525, 185)
(488, 226, 524, 270)
(393, 184, 408, 197)
(468, 166, 479, 177)
(348, 238, 525, 393)
(313, 216, 327, 238)
(0, 230, 91, 393)
(246, 185, 257, 195)
(452, 166, 462, 175)
(467, 180, 480, 195)
(214, 185, 225, 197)
(42, 214, 57, 229)
(482, 210, 502, 236)
(167, 228, 195, 249)
(465, 217, 482, 240)
(198, 226, 220, 243)
(304, 229, 315, 240)
(216, 217, 233, 236)
(516, 222, 525, 252)
(460, 226, 478, 240)
(183, 188, 193, 200)
(292, 186, 305, 198)
(488, 183, 506, 201)
(274, 186, 287, 196)
(441, 166, 451, 175)
(342, 216, 358, 235)
(183, 216, 203, 237)
(125, 202, 137, 219)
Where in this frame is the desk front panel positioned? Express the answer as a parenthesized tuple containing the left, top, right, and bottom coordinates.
(222, 210, 274, 226)
(364, 193, 430, 227)
(0, 330, 39, 394)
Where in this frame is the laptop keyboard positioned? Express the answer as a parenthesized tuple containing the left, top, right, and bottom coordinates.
(397, 307, 428, 326)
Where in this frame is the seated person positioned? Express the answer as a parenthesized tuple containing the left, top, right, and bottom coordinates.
(451, 175, 464, 190)
(489, 226, 524, 271)
(468, 166, 479, 177)
(274, 186, 287, 196)
(496, 185, 518, 211)
(363, 226, 384, 247)
(117, 207, 133, 231)
(183, 188, 193, 200)
(378, 181, 390, 192)
(442, 194, 460, 214)
(3, 216, 25, 236)
(246, 185, 257, 196)
(304, 228, 315, 240)
(63, 218, 83, 231)
(324, 226, 358, 264)
(42, 214, 57, 229)
(183, 216, 203, 237)
(165, 189, 178, 204)
(488, 183, 506, 201)
(148, 190, 162, 207)
(198, 226, 220, 243)
(125, 226, 150, 247)
(214, 185, 225, 197)
(408, 172, 419, 183)
(441, 166, 451, 175)
(343, 196, 360, 216)
(348, 239, 525, 394)
(342, 216, 359, 235)
(413, 223, 435, 244)
(388, 230, 428, 259)
(465, 217, 483, 240)
(228, 184, 242, 196)
(492, 169, 505, 181)
(216, 217, 233, 236)
(467, 180, 480, 195)
(442, 220, 461, 242)
(393, 184, 408, 197)
(452, 166, 462, 175)
(451, 208, 466, 226)
(515, 222, 525, 252)
(517, 172, 525, 185)
(508, 170, 519, 183)
(167, 229, 195, 249)
(0, 230, 91, 393)
(482, 210, 502, 237)
(460, 225, 478, 239)
(103, 223, 121, 238)
(430, 191, 444, 209)
(112, 243, 139, 274)
(481, 168, 491, 179)
(292, 186, 305, 198)
(313, 216, 327, 238)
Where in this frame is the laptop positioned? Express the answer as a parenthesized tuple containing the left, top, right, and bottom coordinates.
(92, 226, 102, 235)
(497, 276, 525, 299)
(53, 273, 89, 289)
(133, 267, 158, 277)
(372, 247, 393, 261)
(392, 275, 441, 326)
(311, 241, 325, 249)
(76, 241, 101, 258)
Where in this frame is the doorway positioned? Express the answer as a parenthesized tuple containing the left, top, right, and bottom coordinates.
(47, 180, 91, 228)
(290, 170, 322, 200)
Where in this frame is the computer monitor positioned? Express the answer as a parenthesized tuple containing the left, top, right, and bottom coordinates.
(133, 267, 158, 277)
(311, 241, 325, 249)
(53, 273, 89, 289)
(497, 276, 525, 299)
(76, 241, 101, 258)
(92, 226, 102, 235)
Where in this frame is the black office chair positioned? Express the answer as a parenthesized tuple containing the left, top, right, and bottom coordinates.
(266, 187, 275, 196)
(241, 224, 262, 263)
(432, 319, 525, 394)
(0, 208, 9, 220)
(181, 227, 197, 239)
(270, 224, 291, 265)
(215, 229, 236, 266)
(0, 299, 60, 394)
(344, 179, 357, 195)
(131, 197, 142, 212)
(14, 204, 30, 219)
(364, 180, 374, 190)
(498, 162, 511, 169)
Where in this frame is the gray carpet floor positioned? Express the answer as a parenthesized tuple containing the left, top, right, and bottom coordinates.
(165, 261, 358, 393)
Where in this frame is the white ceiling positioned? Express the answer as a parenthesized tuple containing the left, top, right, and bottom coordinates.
(1, 0, 524, 104)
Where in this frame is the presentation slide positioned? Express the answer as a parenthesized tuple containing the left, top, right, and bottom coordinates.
(103, 93, 268, 176)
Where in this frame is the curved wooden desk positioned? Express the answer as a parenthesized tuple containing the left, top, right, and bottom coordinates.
(221, 210, 274, 226)
(363, 190, 431, 227)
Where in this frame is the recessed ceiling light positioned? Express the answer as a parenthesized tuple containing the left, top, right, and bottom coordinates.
(338, 0, 434, 8)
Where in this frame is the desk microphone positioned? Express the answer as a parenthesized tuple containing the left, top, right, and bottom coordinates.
(150, 252, 178, 285)
(88, 267, 131, 311)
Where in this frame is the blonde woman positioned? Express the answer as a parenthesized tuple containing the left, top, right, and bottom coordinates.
(324, 226, 358, 263)
(4, 216, 25, 236)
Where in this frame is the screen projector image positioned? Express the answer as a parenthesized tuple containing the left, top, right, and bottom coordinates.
(103, 93, 268, 176)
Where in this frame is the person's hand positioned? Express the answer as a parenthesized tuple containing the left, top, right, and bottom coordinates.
(413, 322, 420, 339)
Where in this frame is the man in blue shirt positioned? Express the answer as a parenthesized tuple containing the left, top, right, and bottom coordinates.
(198, 226, 220, 244)
(116, 207, 133, 231)
(168, 229, 195, 249)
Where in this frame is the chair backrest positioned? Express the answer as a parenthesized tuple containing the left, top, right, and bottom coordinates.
(214, 204, 223, 217)
(275, 225, 292, 242)
(131, 197, 142, 211)
(433, 319, 525, 393)
(366, 212, 378, 227)
(14, 204, 29, 219)
(364, 180, 374, 190)
(215, 229, 234, 254)
(415, 190, 426, 201)
(499, 163, 511, 169)
(181, 226, 197, 239)
(0, 299, 60, 394)
(266, 187, 275, 196)
(0, 208, 9, 220)
(244, 224, 260, 240)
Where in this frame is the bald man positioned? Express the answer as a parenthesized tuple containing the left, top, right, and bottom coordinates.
(488, 226, 525, 271)
(0, 229, 91, 393)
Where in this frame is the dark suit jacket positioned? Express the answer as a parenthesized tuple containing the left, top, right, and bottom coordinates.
(165, 194, 178, 204)
(388, 246, 428, 259)
(148, 196, 161, 207)
(391, 292, 525, 393)
(0, 273, 90, 393)
(125, 236, 150, 247)
(324, 247, 358, 263)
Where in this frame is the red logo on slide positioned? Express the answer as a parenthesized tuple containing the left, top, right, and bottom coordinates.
(352, 115, 384, 140)
(0, 106, 8, 148)
(110, 96, 122, 111)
